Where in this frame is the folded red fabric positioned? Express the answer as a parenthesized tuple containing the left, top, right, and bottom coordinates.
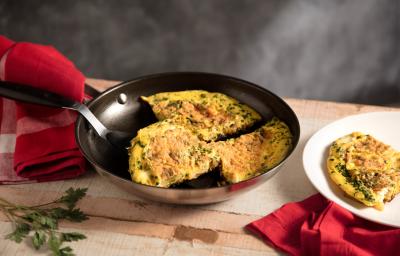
(246, 193, 400, 256)
(0, 35, 86, 183)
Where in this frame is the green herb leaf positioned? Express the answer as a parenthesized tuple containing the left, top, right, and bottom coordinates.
(58, 188, 88, 209)
(22, 212, 40, 223)
(1, 187, 88, 256)
(59, 246, 74, 256)
(50, 207, 69, 219)
(32, 231, 46, 250)
(61, 232, 86, 242)
(5, 223, 31, 243)
(39, 215, 58, 229)
(48, 232, 61, 254)
(64, 208, 88, 222)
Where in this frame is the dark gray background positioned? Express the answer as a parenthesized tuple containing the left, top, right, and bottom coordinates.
(1, 0, 400, 105)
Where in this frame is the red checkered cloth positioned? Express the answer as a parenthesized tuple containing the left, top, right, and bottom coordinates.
(0, 35, 86, 184)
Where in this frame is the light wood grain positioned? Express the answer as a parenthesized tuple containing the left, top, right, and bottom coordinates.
(0, 78, 398, 256)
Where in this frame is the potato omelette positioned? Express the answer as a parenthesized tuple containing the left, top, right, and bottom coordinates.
(141, 90, 261, 141)
(327, 132, 400, 210)
(211, 117, 292, 183)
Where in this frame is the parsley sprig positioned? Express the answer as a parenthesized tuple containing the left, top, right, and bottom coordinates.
(0, 187, 88, 256)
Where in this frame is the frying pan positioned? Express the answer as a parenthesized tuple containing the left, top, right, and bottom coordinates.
(75, 72, 300, 204)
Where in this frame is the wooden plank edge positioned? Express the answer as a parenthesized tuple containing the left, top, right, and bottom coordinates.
(0, 187, 261, 234)
(0, 215, 273, 253)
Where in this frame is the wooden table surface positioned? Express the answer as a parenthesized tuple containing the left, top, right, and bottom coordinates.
(0, 78, 399, 255)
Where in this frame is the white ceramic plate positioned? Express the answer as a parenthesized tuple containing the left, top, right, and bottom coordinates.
(303, 111, 400, 227)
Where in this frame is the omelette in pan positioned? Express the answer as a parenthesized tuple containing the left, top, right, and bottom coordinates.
(128, 90, 293, 188)
(212, 117, 292, 183)
(128, 120, 220, 188)
(141, 90, 261, 142)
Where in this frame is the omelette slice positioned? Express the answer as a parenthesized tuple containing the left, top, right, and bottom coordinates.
(327, 132, 400, 210)
(211, 117, 292, 183)
(128, 120, 220, 188)
(141, 90, 261, 141)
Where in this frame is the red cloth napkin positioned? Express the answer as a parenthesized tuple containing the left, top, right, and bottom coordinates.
(0, 35, 86, 183)
(246, 193, 400, 256)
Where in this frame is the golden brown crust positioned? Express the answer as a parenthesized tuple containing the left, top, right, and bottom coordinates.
(141, 90, 261, 142)
(128, 121, 220, 188)
(211, 118, 292, 183)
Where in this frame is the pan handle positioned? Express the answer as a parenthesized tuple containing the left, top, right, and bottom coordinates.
(0, 80, 77, 109)
(0, 80, 109, 139)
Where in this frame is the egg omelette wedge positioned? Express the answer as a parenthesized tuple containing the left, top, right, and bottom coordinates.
(211, 117, 292, 183)
(128, 120, 220, 188)
(327, 132, 400, 210)
(141, 90, 261, 142)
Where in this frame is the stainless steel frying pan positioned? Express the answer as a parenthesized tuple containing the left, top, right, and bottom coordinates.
(75, 72, 300, 204)
(0, 72, 300, 204)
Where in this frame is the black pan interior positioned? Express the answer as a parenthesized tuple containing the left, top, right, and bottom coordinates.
(75, 72, 300, 184)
